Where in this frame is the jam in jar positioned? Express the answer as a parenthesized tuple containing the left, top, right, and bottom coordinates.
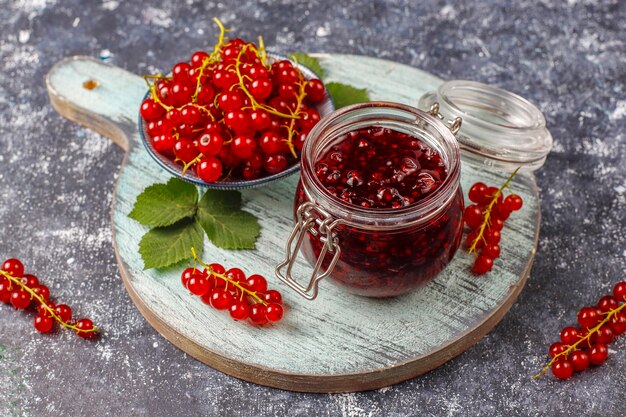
(276, 102, 464, 299)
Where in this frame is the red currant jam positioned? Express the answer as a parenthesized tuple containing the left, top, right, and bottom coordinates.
(295, 126, 464, 297)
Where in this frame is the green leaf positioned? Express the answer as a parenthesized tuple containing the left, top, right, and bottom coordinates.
(196, 190, 260, 250)
(290, 53, 325, 79)
(138, 219, 204, 269)
(129, 178, 198, 227)
(326, 82, 370, 109)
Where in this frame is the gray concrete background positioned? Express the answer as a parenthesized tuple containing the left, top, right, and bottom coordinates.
(0, 0, 624, 416)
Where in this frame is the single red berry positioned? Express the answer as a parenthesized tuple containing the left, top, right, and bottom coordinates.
(549, 342, 567, 358)
(249, 78, 273, 101)
(180, 106, 201, 126)
(196, 83, 215, 105)
(298, 108, 321, 133)
(196, 157, 223, 183)
(259, 131, 287, 155)
(2, 258, 24, 277)
(551, 359, 574, 380)
(264, 154, 288, 174)
(463, 205, 484, 229)
(229, 301, 250, 321)
(472, 255, 494, 275)
(75, 318, 96, 339)
(482, 244, 501, 259)
(589, 343, 608, 365)
(570, 350, 590, 372)
(231, 135, 257, 159)
(304, 79, 326, 102)
(54, 304, 73, 323)
(187, 276, 210, 296)
(33, 284, 50, 302)
(210, 290, 233, 310)
(0, 279, 12, 303)
(613, 281, 626, 301)
(20, 273, 38, 288)
(560, 326, 580, 345)
(140, 98, 165, 121)
(468, 182, 488, 204)
(576, 328, 593, 349)
(225, 268, 246, 283)
(181, 267, 202, 288)
(224, 110, 250, 133)
(34, 315, 54, 333)
(190, 50, 209, 68)
(577, 306, 600, 328)
(490, 217, 505, 231)
(597, 295, 618, 312)
(249, 303, 268, 325)
(37, 301, 55, 317)
(483, 229, 501, 245)
(492, 202, 511, 221)
(608, 312, 626, 335)
(174, 139, 199, 164)
(10, 290, 30, 309)
(206, 263, 225, 279)
(217, 91, 244, 113)
(465, 230, 484, 250)
(248, 109, 271, 131)
(592, 326, 614, 345)
(263, 289, 282, 304)
(172, 61, 192, 81)
(152, 134, 176, 156)
(245, 274, 267, 293)
(504, 194, 523, 211)
(265, 303, 284, 322)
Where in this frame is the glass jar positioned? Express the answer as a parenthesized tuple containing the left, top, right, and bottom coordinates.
(419, 80, 553, 172)
(276, 102, 464, 299)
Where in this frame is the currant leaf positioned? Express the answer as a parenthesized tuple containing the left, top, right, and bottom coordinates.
(196, 190, 260, 250)
(289, 53, 326, 79)
(325, 82, 370, 108)
(129, 178, 198, 227)
(138, 219, 204, 269)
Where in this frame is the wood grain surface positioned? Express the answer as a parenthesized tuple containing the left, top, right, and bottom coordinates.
(46, 54, 539, 393)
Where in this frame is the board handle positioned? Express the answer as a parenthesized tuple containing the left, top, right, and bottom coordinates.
(46, 56, 147, 151)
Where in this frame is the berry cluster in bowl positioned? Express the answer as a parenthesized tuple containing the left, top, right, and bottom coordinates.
(139, 26, 334, 189)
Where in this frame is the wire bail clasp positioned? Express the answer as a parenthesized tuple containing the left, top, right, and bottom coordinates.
(275, 202, 341, 300)
(428, 102, 462, 135)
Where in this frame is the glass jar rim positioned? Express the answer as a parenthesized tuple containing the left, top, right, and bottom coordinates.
(300, 101, 461, 228)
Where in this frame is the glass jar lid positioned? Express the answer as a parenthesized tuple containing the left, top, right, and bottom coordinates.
(419, 80, 553, 172)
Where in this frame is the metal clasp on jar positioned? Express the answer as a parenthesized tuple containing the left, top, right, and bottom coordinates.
(275, 202, 342, 300)
(427, 102, 462, 135)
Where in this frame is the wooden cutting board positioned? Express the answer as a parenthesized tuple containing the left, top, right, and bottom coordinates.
(46, 54, 539, 393)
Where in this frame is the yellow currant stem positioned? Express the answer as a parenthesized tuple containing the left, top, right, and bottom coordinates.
(143, 75, 173, 112)
(209, 17, 228, 61)
(468, 167, 521, 254)
(190, 248, 267, 306)
(257, 35, 268, 67)
(233, 45, 299, 119)
(284, 78, 307, 159)
(0, 270, 97, 334)
(181, 153, 204, 176)
(533, 301, 626, 378)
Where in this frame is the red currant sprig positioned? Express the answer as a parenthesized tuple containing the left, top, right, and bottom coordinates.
(464, 168, 523, 275)
(535, 280, 626, 380)
(0, 258, 98, 338)
(184, 249, 284, 326)
(140, 18, 327, 184)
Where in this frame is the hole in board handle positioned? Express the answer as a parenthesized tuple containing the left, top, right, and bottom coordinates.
(83, 79, 100, 90)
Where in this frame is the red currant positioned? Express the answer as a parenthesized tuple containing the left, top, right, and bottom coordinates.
(259, 131, 286, 155)
(187, 276, 211, 296)
(468, 182, 488, 204)
(263, 290, 282, 304)
(608, 312, 626, 335)
(483, 229, 501, 245)
(172, 62, 192, 81)
(264, 154, 288, 174)
(569, 350, 590, 372)
(249, 303, 268, 325)
(592, 326, 614, 345)
(304, 79, 326, 102)
(597, 295, 618, 312)
(504, 194, 523, 211)
(229, 301, 250, 321)
(10, 290, 30, 309)
(174, 139, 199, 164)
(153, 134, 176, 156)
(560, 326, 580, 345)
(551, 359, 573, 380)
(2, 258, 24, 277)
(190, 51, 209, 68)
(589, 343, 608, 365)
(180, 106, 201, 125)
(55, 304, 73, 323)
(224, 110, 250, 133)
(549, 342, 567, 358)
(231, 135, 257, 159)
(196, 157, 223, 182)
(472, 255, 494, 275)
(140, 98, 165, 121)
(34, 315, 54, 333)
(33, 284, 50, 302)
(225, 268, 246, 283)
(75, 318, 96, 339)
(210, 290, 233, 310)
(613, 281, 626, 301)
(197, 131, 224, 157)
(463, 205, 483, 229)
(265, 303, 283, 322)
(249, 78, 273, 101)
(577, 306, 600, 328)
(482, 244, 501, 259)
(245, 274, 267, 293)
